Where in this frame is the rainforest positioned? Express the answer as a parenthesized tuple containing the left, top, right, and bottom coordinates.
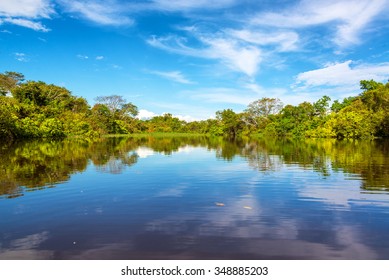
(1, 71, 389, 140)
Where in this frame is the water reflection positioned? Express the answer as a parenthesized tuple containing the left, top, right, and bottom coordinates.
(1, 137, 389, 198)
(1, 136, 389, 259)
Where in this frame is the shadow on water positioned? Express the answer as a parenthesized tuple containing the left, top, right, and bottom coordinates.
(1, 136, 388, 199)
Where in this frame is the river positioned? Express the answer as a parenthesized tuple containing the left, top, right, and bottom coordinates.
(1, 136, 389, 259)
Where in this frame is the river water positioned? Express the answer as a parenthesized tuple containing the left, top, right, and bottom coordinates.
(1, 136, 388, 259)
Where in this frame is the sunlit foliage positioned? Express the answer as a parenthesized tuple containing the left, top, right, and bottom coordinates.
(0, 71, 388, 140)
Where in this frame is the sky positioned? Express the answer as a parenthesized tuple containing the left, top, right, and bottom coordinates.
(1, 0, 389, 121)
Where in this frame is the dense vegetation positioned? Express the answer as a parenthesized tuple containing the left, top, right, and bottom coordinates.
(1, 71, 388, 140)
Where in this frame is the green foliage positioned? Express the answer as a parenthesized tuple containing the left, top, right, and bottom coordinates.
(92, 95, 139, 134)
(216, 109, 244, 137)
(0, 96, 19, 139)
(145, 113, 185, 133)
(2, 137, 389, 199)
(0, 71, 24, 96)
(95, 95, 138, 118)
(331, 96, 357, 113)
(1, 70, 389, 141)
(313, 95, 331, 117)
(12, 81, 71, 107)
(360, 79, 381, 91)
(243, 98, 283, 131)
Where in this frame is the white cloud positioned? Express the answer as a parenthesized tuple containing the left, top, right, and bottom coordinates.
(95, 55, 104, 60)
(295, 60, 389, 87)
(0, 0, 54, 31)
(148, 34, 262, 77)
(59, 0, 134, 26)
(228, 29, 300, 52)
(14, 52, 29, 62)
(136, 109, 198, 122)
(0, 0, 54, 18)
(172, 114, 198, 122)
(251, 0, 388, 47)
(287, 61, 389, 105)
(147, 35, 200, 56)
(148, 101, 217, 120)
(2, 17, 50, 31)
(149, 70, 193, 84)
(136, 109, 157, 120)
(203, 37, 262, 77)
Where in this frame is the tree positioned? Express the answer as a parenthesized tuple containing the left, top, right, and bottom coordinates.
(12, 81, 73, 107)
(331, 97, 357, 113)
(244, 97, 283, 129)
(216, 109, 243, 137)
(359, 81, 388, 112)
(329, 100, 376, 139)
(95, 95, 138, 119)
(92, 95, 139, 134)
(313, 95, 331, 117)
(0, 71, 24, 96)
(360, 79, 381, 92)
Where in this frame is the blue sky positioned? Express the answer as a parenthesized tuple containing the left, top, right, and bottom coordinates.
(1, 0, 389, 121)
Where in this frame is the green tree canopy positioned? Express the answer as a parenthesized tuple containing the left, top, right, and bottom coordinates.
(0, 71, 25, 96)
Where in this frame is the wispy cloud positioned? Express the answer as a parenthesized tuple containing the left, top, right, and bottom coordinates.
(95, 55, 104, 60)
(14, 52, 29, 62)
(202, 36, 262, 77)
(2, 17, 50, 32)
(149, 70, 194, 84)
(151, 0, 238, 11)
(250, 0, 388, 47)
(0, 0, 54, 18)
(0, 0, 53, 31)
(295, 60, 389, 88)
(77, 54, 89, 60)
(228, 29, 300, 52)
(59, 0, 134, 26)
(147, 33, 262, 77)
(288, 60, 389, 103)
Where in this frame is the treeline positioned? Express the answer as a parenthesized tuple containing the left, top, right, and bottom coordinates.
(1, 71, 388, 140)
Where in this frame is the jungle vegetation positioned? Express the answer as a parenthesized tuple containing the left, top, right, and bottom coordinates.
(1, 71, 388, 140)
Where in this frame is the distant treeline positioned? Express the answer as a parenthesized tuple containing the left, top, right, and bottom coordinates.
(1, 71, 388, 140)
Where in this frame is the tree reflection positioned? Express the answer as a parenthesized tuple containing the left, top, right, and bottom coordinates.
(0, 138, 139, 198)
(1, 136, 388, 199)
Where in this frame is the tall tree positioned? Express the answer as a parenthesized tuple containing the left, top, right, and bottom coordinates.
(313, 95, 331, 117)
(95, 95, 138, 119)
(244, 97, 283, 129)
(0, 71, 24, 96)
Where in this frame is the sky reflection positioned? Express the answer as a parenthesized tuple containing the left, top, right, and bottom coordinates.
(1, 137, 389, 259)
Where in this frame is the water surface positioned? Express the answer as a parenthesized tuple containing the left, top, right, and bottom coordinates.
(1, 136, 389, 259)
